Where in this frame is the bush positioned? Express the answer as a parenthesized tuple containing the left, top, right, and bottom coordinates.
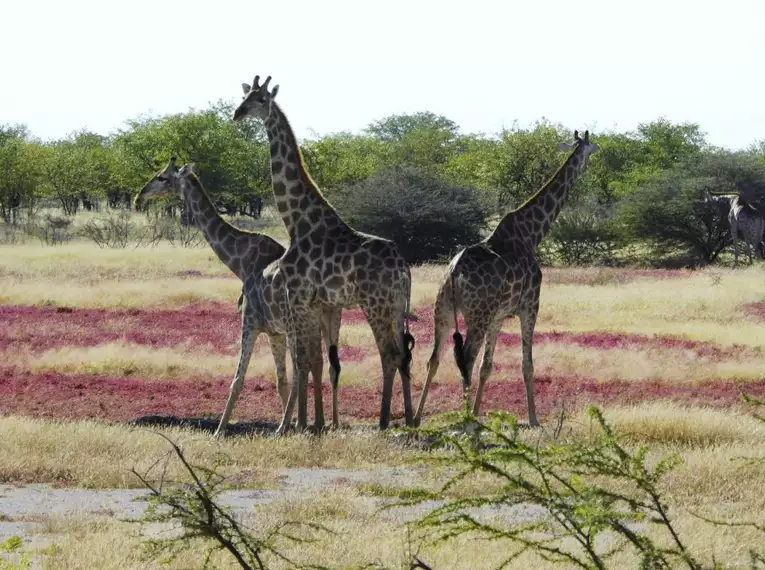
(81, 211, 134, 248)
(332, 166, 489, 264)
(542, 202, 622, 266)
(615, 150, 765, 266)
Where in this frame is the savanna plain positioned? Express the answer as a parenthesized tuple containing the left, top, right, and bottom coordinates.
(2, 215, 765, 569)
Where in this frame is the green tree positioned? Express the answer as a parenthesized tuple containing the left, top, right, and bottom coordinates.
(636, 118, 706, 170)
(301, 132, 384, 192)
(113, 105, 270, 210)
(617, 150, 764, 266)
(365, 112, 463, 176)
(585, 132, 649, 204)
(443, 134, 504, 207)
(492, 121, 573, 209)
(0, 125, 45, 223)
(42, 131, 116, 215)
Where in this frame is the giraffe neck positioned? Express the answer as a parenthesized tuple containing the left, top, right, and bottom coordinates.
(488, 149, 586, 251)
(179, 173, 284, 279)
(264, 102, 344, 240)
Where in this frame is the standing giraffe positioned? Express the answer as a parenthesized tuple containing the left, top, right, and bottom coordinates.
(708, 192, 765, 266)
(134, 157, 344, 435)
(233, 75, 415, 433)
(414, 131, 600, 427)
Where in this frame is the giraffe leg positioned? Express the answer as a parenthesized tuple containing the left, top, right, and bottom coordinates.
(471, 317, 503, 417)
(367, 312, 411, 430)
(214, 298, 258, 439)
(414, 297, 450, 427)
(277, 307, 320, 435)
(323, 308, 343, 429)
(267, 333, 289, 411)
(310, 334, 325, 432)
(519, 303, 540, 428)
(461, 322, 487, 413)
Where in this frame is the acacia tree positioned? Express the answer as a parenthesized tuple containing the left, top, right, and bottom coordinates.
(333, 166, 489, 263)
(42, 131, 115, 215)
(0, 125, 45, 223)
(300, 132, 385, 193)
(113, 104, 270, 212)
(365, 112, 463, 177)
(453, 121, 572, 212)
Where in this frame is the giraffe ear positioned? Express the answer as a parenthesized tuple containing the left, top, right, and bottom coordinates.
(270, 84, 279, 98)
(241, 83, 252, 95)
(558, 142, 575, 152)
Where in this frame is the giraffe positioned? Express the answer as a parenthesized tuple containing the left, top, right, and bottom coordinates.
(708, 192, 765, 266)
(232, 75, 415, 433)
(134, 157, 344, 436)
(414, 130, 600, 428)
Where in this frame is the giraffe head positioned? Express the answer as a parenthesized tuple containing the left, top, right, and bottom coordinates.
(558, 130, 599, 168)
(134, 156, 180, 209)
(233, 75, 280, 122)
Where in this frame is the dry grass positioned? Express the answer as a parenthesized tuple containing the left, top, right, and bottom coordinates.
(28, 458, 765, 570)
(503, 342, 765, 384)
(3, 244, 765, 567)
(29, 514, 765, 570)
(1, 403, 762, 568)
(535, 265, 765, 347)
(7, 342, 274, 379)
(0, 275, 241, 309)
(0, 416, 422, 489)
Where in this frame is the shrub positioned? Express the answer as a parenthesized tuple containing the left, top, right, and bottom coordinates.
(616, 150, 765, 267)
(81, 211, 134, 248)
(332, 166, 489, 264)
(542, 202, 622, 266)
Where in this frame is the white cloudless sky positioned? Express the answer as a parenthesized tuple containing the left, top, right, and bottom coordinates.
(3, 0, 764, 149)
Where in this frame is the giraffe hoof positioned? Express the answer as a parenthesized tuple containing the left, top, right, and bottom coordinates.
(212, 428, 226, 439)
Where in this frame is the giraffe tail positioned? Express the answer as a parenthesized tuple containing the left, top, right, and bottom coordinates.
(450, 273, 470, 388)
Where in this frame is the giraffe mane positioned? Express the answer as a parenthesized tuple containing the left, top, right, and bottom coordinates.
(272, 101, 337, 211)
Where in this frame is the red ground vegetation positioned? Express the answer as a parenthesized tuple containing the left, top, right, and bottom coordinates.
(745, 301, 765, 322)
(4, 304, 754, 362)
(1, 365, 762, 425)
(2, 301, 762, 426)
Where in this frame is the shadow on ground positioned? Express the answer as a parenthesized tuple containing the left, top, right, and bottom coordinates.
(128, 415, 281, 435)
(127, 414, 404, 437)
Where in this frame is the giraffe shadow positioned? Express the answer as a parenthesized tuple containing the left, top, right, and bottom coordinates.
(127, 415, 280, 436)
(126, 415, 385, 437)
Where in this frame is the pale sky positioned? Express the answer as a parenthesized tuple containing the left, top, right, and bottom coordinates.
(3, 0, 764, 149)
